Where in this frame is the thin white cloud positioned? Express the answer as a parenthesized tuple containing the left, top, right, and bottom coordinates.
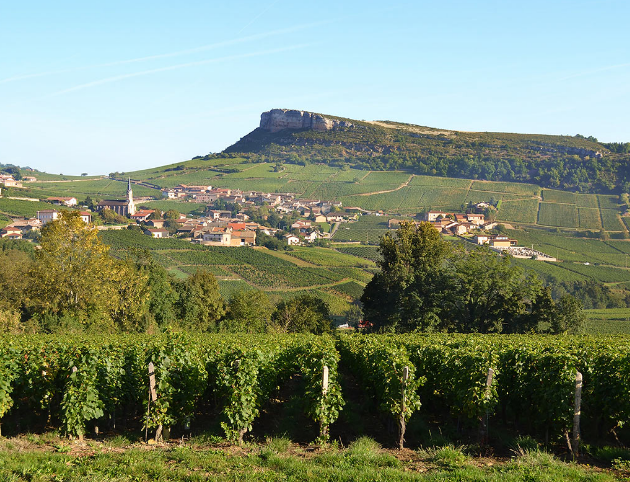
(236, 0, 282, 35)
(46, 44, 315, 97)
(556, 62, 630, 82)
(0, 19, 333, 85)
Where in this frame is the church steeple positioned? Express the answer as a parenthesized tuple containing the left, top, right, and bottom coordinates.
(127, 178, 136, 216)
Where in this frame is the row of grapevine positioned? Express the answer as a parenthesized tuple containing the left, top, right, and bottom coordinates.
(339, 334, 630, 447)
(337, 336, 423, 448)
(3, 334, 630, 447)
(397, 335, 630, 445)
(0, 334, 343, 443)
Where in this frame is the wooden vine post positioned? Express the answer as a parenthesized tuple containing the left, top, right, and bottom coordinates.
(232, 359, 249, 444)
(479, 368, 494, 444)
(572, 371, 583, 457)
(146, 362, 158, 443)
(398, 366, 409, 450)
(320, 366, 329, 439)
(70, 366, 85, 442)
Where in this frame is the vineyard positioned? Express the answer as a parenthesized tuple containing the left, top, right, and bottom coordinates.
(97, 230, 374, 316)
(286, 247, 376, 267)
(334, 245, 382, 262)
(0, 333, 342, 444)
(332, 215, 397, 243)
(3, 333, 630, 450)
(601, 209, 625, 231)
(470, 180, 540, 196)
(542, 189, 576, 204)
(599, 195, 622, 210)
(538, 203, 579, 228)
(577, 194, 600, 208)
(496, 199, 540, 224)
(578, 208, 602, 229)
(26, 179, 160, 198)
(0, 198, 59, 218)
(585, 308, 630, 334)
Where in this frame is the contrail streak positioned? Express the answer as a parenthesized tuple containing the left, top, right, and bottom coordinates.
(0, 19, 333, 85)
(236, 0, 281, 35)
(46, 44, 314, 97)
(556, 62, 630, 82)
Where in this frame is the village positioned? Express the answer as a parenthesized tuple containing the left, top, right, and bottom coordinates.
(0, 177, 358, 247)
(0, 174, 555, 259)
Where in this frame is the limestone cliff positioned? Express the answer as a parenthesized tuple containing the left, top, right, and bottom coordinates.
(260, 109, 353, 133)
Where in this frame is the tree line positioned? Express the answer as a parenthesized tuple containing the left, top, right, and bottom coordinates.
(0, 211, 332, 334)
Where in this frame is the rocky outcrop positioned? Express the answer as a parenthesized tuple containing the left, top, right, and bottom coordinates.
(260, 109, 353, 133)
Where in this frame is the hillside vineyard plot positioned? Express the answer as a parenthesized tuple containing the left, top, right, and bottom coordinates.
(3, 334, 630, 449)
(470, 180, 540, 196)
(332, 216, 395, 242)
(576, 194, 599, 209)
(286, 247, 376, 267)
(511, 229, 624, 264)
(537, 203, 579, 228)
(601, 209, 625, 231)
(598, 194, 621, 210)
(542, 189, 576, 204)
(28, 179, 160, 198)
(496, 199, 539, 224)
(0, 198, 60, 218)
(578, 208, 602, 229)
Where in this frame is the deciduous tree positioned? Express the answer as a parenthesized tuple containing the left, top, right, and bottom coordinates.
(361, 221, 452, 332)
(177, 269, 225, 331)
(270, 295, 332, 334)
(222, 290, 272, 333)
(29, 211, 116, 319)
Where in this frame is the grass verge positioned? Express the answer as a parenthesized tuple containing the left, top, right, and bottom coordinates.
(0, 434, 623, 481)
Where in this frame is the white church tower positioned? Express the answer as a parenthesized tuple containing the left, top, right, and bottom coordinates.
(127, 178, 136, 216)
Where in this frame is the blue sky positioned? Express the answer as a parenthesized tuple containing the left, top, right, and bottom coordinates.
(1, 0, 629, 175)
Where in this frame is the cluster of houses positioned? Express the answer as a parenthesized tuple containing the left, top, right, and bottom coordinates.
(422, 209, 495, 235)
(171, 215, 330, 246)
(0, 175, 23, 189)
(388, 209, 493, 235)
(161, 184, 345, 216)
(0, 174, 37, 190)
(382, 204, 560, 260)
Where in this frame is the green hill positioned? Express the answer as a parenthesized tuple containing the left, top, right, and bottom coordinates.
(221, 109, 629, 194)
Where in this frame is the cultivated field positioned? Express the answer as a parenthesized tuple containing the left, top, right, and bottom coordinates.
(99, 230, 373, 316)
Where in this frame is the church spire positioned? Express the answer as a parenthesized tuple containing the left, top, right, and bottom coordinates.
(127, 178, 136, 216)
